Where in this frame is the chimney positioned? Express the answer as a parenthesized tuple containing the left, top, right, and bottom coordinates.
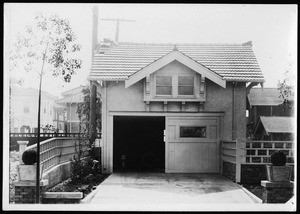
(242, 41, 252, 47)
(92, 5, 99, 56)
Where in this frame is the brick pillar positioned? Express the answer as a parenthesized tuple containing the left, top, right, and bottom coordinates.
(13, 180, 48, 204)
(261, 180, 294, 203)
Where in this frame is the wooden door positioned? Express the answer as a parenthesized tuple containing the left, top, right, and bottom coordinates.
(165, 116, 220, 173)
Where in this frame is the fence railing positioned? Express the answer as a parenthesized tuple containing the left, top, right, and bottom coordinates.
(25, 137, 90, 172)
(10, 132, 101, 138)
(221, 140, 243, 182)
(221, 140, 237, 163)
(241, 140, 294, 165)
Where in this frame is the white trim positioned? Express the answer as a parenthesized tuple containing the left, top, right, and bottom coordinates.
(105, 111, 225, 173)
(108, 111, 225, 117)
(125, 51, 226, 88)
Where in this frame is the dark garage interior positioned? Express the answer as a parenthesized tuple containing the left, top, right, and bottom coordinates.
(113, 116, 165, 172)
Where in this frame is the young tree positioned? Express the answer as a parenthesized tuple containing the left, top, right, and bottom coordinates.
(9, 13, 82, 203)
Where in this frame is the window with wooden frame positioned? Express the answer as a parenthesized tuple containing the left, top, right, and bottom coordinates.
(178, 76, 194, 95)
(180, 126, 206, 138)
(156, 76, 172, 95)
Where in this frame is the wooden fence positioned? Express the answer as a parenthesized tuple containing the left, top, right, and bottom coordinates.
(26, 137, 90, 173)
(10, 133, 102, 138)
(221, 140, 295, 183)
(10, 132, 101, 151)
(241, 140, 294, 165)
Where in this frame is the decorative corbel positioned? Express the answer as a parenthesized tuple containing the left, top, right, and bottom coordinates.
(145, 101, 150, 112)
(200, 76, 206, 95)
(145, 75, 150, 95)
(181, 101, 186, 112)
(199, 102, 204, 112)
(163, 101, 168, 112)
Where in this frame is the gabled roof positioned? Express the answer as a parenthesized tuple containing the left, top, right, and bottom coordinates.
(125, 50, 226, 88)
(11, 87, 58, 100)
(60, 85, 86, 97)
(56, 93, 84, 104)
(255, 116, 295, 134)
(89, 42, 265, 85)
(248, 88, 284, 106)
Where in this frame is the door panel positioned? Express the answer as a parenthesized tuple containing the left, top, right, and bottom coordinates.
(166, 116, 220, 173)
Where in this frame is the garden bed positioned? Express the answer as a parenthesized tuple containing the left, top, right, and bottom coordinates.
(47, 173, 109, 199)
(242, 184, 264, 200)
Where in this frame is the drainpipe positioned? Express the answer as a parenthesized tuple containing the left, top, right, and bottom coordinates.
(232, 82, 236, 140)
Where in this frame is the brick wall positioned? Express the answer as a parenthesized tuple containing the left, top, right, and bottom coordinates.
(222, 161, 236, 182)
(241, 164, 294, 184)
(13, 180, 48, 204)
(261, 181, 294, 203)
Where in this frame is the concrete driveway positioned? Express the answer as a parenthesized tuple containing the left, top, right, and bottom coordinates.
(88, 173, 256, 210)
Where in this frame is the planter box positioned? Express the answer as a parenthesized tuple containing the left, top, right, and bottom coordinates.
(18, 164, 44, 181)
(42, 192, 83, 204)
(266, 165, 292, 182)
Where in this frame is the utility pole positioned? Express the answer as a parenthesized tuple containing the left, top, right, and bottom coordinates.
(101, 18, 135, 43)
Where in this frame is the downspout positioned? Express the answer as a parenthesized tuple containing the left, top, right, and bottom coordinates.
(232, 82, 236, 140)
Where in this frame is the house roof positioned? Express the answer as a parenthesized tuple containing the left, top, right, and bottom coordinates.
(257, 116, 295, 134)
(248, 88, 283, 106)
(56, 93, 84, 104)
(11, 87, 58, 100)
(89, 42, 265, 84)
(125, 50, 226, 88)
(60, 85, 86, 97)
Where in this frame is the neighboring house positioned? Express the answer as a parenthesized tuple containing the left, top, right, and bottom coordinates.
(10, 84, 58, 133)
(53, 103, 67, 133)
(56, 86, 86, 133)
(88, 41, 265, 174)
(246, 88, 290, 138)
(253, 116, 294, 140)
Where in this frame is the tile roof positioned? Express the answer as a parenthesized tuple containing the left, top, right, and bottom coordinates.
(89, 42, 265, 82)
(248, 88, 283, 106)
(259, 116, 295, 133)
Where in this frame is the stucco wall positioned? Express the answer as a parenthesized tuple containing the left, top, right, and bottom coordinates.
(104, 80, 246, 141)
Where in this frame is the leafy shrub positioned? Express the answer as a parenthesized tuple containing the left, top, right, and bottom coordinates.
(22, 149, 37, 165)
(69, 156, 99, 184)
(270, 150, 287, 166)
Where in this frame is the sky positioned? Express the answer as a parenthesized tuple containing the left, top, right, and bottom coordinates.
(4, 3, 297, 97)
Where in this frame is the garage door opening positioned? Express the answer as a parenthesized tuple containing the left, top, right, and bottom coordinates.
(113, 116, 165, 172)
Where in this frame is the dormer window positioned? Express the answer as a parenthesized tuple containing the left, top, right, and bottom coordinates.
(156, 76, 172, 95)
(178, 76, 194, 95)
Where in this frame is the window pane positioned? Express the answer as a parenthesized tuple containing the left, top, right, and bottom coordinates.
(156, 76, 172, 85)
(180, 126, 206, 138)
(156, 86, 172, 95)
(178, 86, 194, 95)
(178, 77, 194, 85)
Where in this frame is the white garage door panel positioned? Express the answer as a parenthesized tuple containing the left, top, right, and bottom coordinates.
(167, 142, 219, 173)
(166, 116, 220, 173)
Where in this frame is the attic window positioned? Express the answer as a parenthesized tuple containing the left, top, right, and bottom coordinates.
(178, 76, 194, 95)
(156, 76, 172, 95)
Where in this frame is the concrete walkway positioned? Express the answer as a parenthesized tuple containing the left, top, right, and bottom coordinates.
(88, 173, 257, 211)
